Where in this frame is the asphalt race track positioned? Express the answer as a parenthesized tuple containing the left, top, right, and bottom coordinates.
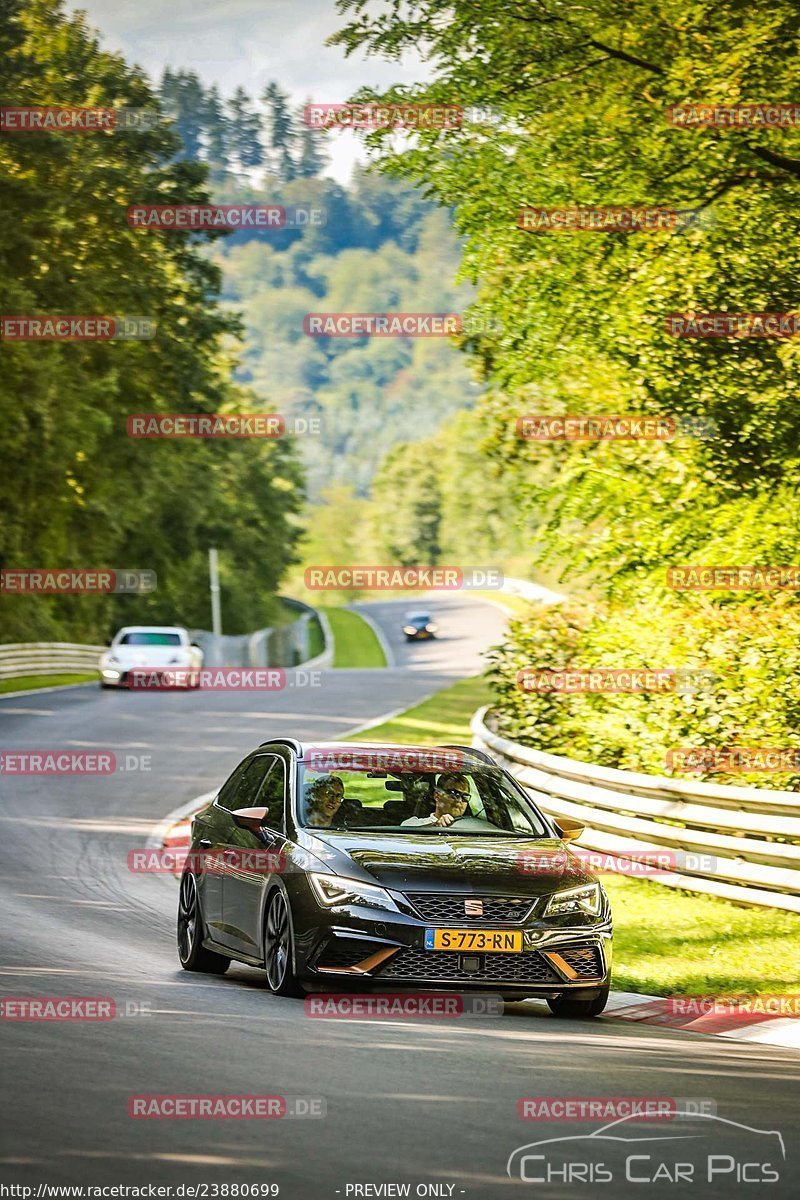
(1, 596, 798, 1198)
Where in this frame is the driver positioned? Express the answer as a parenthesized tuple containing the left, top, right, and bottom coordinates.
(401, 772, 470, 828)
(304, 774, 345, 827)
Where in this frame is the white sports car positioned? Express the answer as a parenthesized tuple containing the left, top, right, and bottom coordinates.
(99, 625, 203, 689)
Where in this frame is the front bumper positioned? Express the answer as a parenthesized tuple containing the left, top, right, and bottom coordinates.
(100, 664, 200, 688)
(297, 898, 612, 994)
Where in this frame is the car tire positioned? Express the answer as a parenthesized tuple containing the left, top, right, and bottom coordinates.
(547, 984, 609, 1018)
(177, 869, 230, 974)
(263, 889, 305, 997)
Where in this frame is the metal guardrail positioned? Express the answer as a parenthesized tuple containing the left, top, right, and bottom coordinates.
(190, 599, 329, 670)
(0, 601, 332, 682)
(0, 642, 103, 681)
(471, 706, 800, 913)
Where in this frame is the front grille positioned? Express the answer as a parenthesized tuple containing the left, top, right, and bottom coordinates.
(378, 948, 560, 985)
(559, 944, 604, 978)
(315, 939, 375, 970)
(406, 893, 535, 924)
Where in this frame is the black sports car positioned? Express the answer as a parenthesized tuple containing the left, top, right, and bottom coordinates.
(177, 740, 612, 1015)
(402, 612, 438, 640)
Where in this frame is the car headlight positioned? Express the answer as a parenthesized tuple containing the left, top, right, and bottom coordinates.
(309, 872, 400, 913)
(544, 883, 603, 917)
(403, 626, 417, 635)
(425, 624, 438, 632)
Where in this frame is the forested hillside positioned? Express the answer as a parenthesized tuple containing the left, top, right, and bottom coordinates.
(156, 71, 484, 497)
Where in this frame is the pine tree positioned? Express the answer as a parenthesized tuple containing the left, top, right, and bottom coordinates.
(204, 84, 229, 177)
(262, 81, 296, 181)
(296, 97, 327, 178)
(228, 86, 264, 172)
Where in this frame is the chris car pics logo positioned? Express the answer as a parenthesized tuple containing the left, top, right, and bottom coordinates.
(507, 1111, 784, 1185)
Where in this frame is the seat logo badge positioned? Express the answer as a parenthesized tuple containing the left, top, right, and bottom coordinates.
(465, 899, 484, 916)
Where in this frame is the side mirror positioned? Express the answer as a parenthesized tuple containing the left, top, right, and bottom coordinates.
(553, 817, 584, 843)
(231, 806, 269, 833)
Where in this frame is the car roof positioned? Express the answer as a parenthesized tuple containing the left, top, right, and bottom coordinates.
(114, 625, 188, 634)
(405, 611, 431, 619)
(255, 738, 494, 766)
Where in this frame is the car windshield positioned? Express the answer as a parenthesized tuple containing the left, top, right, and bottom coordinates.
(297, 749, 550, 837)
(118, 632, 183, 646)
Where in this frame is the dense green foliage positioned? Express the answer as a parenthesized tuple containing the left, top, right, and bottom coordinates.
(0, 0, 304, 642)
(331, 0, 800, 783)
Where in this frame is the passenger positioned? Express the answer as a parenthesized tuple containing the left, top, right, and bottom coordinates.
(401, 773, 470, 828)
(304, 774, 345, 827)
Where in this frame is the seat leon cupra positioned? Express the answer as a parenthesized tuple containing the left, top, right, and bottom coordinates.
(177, 740, 612, 1016)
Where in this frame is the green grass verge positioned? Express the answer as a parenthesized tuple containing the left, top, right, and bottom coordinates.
(344, 671, 800, 996)
(605, 875, 800, 996)
(346, 673, 491, 744)
(318, 606, 387, 669)
(305, 615, 325, 661)
(0, 673, 96, 694)
(470, 590, 533, 619)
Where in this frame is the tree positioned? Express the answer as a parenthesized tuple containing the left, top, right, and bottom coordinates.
(204, 83, 229, 176)
(296, 97, 327, 178)
(262, 82, 297, 181)
(0, 0, 304, 641)
(228, 86, 264, 171)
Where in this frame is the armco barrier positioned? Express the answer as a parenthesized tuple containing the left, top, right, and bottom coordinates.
(471, 706, 800, 913)
(0, 601, 332, 682)
(0, 642, 103, 681)
(190, 599, 331, 670)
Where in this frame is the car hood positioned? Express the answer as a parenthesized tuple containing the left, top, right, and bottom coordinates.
(299, 830, 595, 895)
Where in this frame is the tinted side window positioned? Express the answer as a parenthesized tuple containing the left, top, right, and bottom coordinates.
(216, 755, 272, 812)
(257, 758, 286, 832)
